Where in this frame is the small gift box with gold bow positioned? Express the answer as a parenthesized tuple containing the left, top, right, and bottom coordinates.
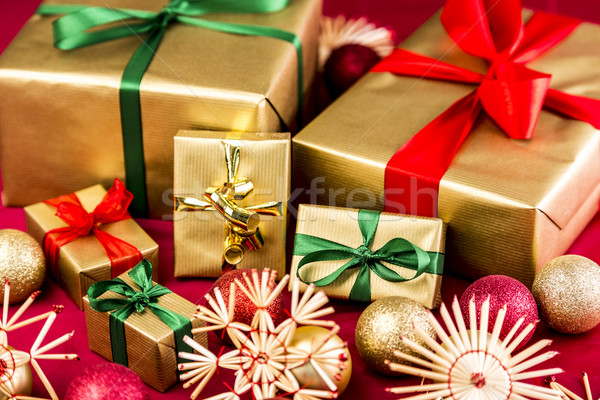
(173, 130, 290, 277)
(290, 204, 446, 308)
(25, 179, 159, 310)
(294, 0, 600, 286)
(83, 260, 207, 392)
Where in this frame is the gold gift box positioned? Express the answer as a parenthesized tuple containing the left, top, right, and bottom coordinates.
(290, 204, 446, 308)
(173, 130, 290, 277)
(82, 270, 207, 392)
(293, 11, 600, 287)
(25, 184, 159, 310)
(0, 0, 320, 219)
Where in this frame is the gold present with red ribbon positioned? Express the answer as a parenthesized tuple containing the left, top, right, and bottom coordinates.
(293, 0, 600, 286)
(25, 179, 159, 309)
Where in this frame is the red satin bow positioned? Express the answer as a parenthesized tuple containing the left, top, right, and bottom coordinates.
(372, 0, 600, 217)
(43, 178, 143, 280)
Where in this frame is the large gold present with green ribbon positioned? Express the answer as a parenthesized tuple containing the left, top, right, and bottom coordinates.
(0, 0, 320, 219)
(173, 130, 290, 277)
(83, 260, 207, 392)
(290, 204, 446, 308)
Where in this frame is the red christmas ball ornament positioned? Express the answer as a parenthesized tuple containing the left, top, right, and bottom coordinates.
(206, 269, 286, 343)
(64, 363, 148, 400)
(324, 44, 381, 98)
(459, 275, 538, 350)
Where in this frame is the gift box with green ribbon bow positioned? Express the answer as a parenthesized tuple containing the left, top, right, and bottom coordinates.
(82, 259, 207, 392)
(0, 0, 320, 219)
(290, 204, 446, 308)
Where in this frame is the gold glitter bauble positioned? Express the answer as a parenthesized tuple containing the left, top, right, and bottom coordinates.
(532, 255, 600, 334)
(355, 296, 436, 375)
(289, 326, 352, 394)
(0, 346, 33, 399)
(0, 229, 45, 304)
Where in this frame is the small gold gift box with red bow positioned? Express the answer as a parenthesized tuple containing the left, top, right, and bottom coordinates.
(25, 179, 159, 309)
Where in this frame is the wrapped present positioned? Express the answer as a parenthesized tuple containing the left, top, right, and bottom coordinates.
(0, 0, 321, 218)
(25, 179, 158, 309)
(173, 130, 289, 277)
(293, 0, 600, 286)
(290, 204, 446, 308)
(83, 259, 207, 392)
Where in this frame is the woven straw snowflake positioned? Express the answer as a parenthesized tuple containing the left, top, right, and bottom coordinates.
(0, 278, 79, 400)
(178, 269, 349, 400)
(386, 296, 564, 400)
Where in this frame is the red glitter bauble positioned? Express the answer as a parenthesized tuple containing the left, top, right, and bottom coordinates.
(207, 269, 286, 343)
(324, 43, 381, 98)
(64, 363, 148, 400)
(459, 275, 538, 350)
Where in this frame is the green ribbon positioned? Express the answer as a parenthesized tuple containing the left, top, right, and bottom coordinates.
(294, 209, 444, 302)
(87, 259, 193, 367)
(37, 0, 303, 216)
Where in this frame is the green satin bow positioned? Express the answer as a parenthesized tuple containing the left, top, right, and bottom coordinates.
(88, 259, 193, 367)
(37, 0, 303, 216)
(294, 209, 443, 302)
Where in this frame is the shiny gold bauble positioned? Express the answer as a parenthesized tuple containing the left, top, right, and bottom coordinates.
(0, 230, 45, 304)
(289, 326, 352, 394)
(0, 346, 33, 399)
(532, 255, 600, 334)
(355, 296, 436, 375)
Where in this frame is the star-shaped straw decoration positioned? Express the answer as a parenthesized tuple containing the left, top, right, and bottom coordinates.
(0, 278, 79, 400)
(386, 296, 564, 400)
(178, 269, 349, 400)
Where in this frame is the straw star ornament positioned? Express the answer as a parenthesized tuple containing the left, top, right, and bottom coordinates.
(178, 269, 349, 400)
(0, 278, 79, 400)
(386, 296, 564, 400)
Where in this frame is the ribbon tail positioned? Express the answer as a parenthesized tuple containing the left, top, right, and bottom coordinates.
(109, 311, 129, 366)
(349, 265, 372, 302)
(544, 89, 600, 129)
(94, 229, 143, 278)
(384, 91, 482, 217)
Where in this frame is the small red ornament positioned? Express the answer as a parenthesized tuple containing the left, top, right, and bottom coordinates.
(206, 269, 285, 343)
(459, 275, 538, 350)
(324, 44, 381, 98)
(64, 363, 148, 400)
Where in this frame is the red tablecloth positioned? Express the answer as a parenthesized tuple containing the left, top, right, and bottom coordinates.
(0, 1, 600, 399)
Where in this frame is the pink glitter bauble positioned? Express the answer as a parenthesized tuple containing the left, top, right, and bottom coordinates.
(207, 269, 286, 343)
(459, 275, 538, 350)
(64, 363, 148, 400)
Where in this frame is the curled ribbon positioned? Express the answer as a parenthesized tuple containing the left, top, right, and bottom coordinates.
(371, 0, 600, 217)
(174, 141, 283, 272)
(43, 178, 143, 281)
(37, 0, 304, 216)
(293, 209, 443, 302)
(87, 259, 193, 367)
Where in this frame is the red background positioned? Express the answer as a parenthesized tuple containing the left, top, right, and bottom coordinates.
(0, 0, 600, 399)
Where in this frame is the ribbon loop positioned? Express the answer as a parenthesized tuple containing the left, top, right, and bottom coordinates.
(295, 210, 437, 302)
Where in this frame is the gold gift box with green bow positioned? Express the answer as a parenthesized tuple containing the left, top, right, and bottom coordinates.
(290, 204, 446, 308)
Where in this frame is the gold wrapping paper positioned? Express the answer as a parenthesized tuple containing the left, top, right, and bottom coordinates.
(82, 271, 207, 392)
(24, 185, 159, 310)
(290, 204, 446, 308)
(293, 10, 600, 287)
(174, 130, 290, 277)
(0, 0, 320, 219)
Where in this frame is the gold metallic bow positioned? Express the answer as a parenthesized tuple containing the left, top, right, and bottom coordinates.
(175, 141, 283, 270)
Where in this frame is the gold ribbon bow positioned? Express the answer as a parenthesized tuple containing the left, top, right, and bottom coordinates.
(175, 141, 283, 270)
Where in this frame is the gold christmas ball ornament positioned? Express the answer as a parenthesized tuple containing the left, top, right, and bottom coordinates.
(0, 346, 33, 399)
(355, 296, 436, 375)
(289, 326, 352, 394)
(532, 255, 600, 334)
(0, 230, 45, 304)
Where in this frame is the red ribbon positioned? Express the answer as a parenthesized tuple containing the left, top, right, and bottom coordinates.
(372, 0, 600, 217)
(43, 178, 143, 280)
